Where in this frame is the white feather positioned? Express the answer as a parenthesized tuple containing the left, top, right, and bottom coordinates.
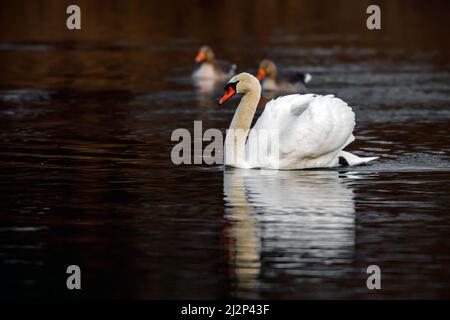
(304, 73, 312, 83)
(245, 94, 375, 169)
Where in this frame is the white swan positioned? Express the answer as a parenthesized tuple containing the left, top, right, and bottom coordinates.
(219, 73, 378, 169)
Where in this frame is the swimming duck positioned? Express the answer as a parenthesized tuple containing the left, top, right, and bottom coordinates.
(192, 46, 236, 81)
(256, 59, 312, 93)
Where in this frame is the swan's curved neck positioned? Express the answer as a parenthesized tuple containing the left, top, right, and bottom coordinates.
(225, 90, 260, 167)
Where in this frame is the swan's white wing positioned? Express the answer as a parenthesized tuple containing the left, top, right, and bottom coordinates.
(283, 94, 355, 157)
(247, 94, 356, 169)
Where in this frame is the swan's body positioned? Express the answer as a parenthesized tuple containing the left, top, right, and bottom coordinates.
(219, 73, 378, 170)
(192, 46, 236, 81)
(257, 59, 311, 93)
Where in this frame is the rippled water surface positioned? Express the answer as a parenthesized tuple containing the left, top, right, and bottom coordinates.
(1, 0, 450, 299)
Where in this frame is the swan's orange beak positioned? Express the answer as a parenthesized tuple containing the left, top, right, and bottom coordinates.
(219, 87, 236, 104)
(195, 51, 206, 62)
(256, 68, 266, 80)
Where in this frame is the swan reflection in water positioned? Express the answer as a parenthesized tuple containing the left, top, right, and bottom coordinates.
(223, 168, 357, 298)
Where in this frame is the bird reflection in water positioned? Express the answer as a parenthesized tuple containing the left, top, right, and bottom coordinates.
(192, 78, 226, 108)
(223, 169, 357, 298)
(193, 78, 222, 97)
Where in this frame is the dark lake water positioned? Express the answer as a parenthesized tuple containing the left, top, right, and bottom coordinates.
(0, 0, 450, 299)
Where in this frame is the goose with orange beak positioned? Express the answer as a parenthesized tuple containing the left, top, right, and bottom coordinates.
(256, 59, 312, 93)
(192, 46, 236, 81)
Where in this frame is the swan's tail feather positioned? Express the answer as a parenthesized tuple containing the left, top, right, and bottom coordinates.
(339, 151, 378, 166)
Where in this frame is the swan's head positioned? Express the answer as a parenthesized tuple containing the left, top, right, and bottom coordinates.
(219, 73, 261, 104)
(195, 45, 215, 63)
(256, 59, 277, 80)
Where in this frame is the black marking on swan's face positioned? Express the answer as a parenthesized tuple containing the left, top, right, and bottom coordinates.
(219, 81, 240, 104)
(224, 81, 239, 92)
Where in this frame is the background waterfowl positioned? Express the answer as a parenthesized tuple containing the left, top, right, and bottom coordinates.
(256, 59, 312, 93)
(219, 73, 377, 169)
(192, 45, 236, 81)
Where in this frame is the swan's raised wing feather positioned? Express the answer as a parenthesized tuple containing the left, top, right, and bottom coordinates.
(248, 94, 355, 168)
(283, 95, 355, 158)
